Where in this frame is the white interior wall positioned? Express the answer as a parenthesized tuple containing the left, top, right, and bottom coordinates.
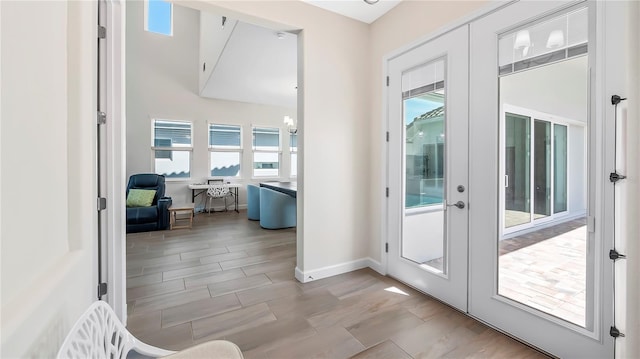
(0, 1, 97, 357)
(126, 2, 296, 208)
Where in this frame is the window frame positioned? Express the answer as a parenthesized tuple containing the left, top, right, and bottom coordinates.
(252, 126, 281, 179)
(151, 118, 193, 181)
(500, 103, 585, 235)
(208, 123, 243, 179)
(144, 0, 174, 37)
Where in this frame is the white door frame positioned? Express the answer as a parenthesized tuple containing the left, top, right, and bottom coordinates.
(101, 0, 127, 322)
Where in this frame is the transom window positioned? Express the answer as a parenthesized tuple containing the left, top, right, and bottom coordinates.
(209, 124, 242, 178)
(253, 127, 280, 177)
(152, 119, 192, 178)
(145, 0, 173, 36)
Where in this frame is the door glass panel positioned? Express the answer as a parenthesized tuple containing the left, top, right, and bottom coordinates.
(497, 8, 588, 327)
(505, 113, 531, 228)
(401, 58, 446, 272)
(534, 120, 551, 219)
(554, 124, 568, 213)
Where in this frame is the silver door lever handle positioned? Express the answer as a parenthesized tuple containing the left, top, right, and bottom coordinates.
(447, 201, 465, 209)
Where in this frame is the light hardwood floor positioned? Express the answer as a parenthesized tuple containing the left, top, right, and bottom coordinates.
(126, 211, 549, 358)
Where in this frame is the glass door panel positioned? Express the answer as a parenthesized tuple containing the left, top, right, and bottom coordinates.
(402, 62, 446, 270)
(534, 120, 551, 219)
(497, 9, 589, 328)
(504, 113, 531, 228)
(554, 124, 568, 213)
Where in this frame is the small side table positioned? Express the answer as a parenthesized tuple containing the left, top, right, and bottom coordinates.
(168, 203, 195, 230)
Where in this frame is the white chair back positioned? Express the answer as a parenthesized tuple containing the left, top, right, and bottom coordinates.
(207, 184, 229, 198)
(56, 301, 174, 359)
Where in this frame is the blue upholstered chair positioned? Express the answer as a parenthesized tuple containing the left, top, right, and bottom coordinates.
(259, 187, 296, 229)
(247, 184, 260, 220)
(126, 174, 172, 233)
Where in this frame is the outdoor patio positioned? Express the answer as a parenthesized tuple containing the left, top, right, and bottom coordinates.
(498, 218, 587, 327)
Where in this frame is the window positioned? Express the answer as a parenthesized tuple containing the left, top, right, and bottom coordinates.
(152, 120, 192, 178)
(145, 0, 172, 36)
(290, 133, 298, 177)
(253, 127, 280, 177)
(209, 124, 242, 177)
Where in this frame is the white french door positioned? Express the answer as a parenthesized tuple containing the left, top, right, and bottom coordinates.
(386, 1, 616, 357)
(468, 1, 613, 357)
(387, 26, 469, 311)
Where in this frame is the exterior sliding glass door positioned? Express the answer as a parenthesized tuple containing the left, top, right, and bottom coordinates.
(503, 110, 573, 234)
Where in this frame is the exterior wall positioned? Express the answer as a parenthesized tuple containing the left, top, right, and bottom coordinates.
(0, 1, 97, 357)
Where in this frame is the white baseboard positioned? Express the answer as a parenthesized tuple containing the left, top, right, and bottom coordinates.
(294, 257, 385, 283)
(367, 257, 385, 275)
(294, 266, 305, 283)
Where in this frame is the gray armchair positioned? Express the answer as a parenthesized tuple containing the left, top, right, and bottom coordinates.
(126, 174, 172, 233)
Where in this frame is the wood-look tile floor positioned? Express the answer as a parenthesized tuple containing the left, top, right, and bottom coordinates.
(126, 211, 548, 358)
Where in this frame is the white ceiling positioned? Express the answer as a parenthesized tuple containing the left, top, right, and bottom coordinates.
(302, 0, 402, 24)
(200, 21, 298, 108)
(199, 0, 401, 108)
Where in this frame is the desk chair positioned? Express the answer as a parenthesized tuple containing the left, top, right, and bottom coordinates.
(206, 184, 234, 212)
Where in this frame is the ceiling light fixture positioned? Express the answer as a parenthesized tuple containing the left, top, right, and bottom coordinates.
(364, 0, 379, 4)
(284, 116, 297, 134)
(546, 30, 565, 49)
(514, 30, 531, 49)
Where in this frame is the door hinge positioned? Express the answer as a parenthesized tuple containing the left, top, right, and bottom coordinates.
(386, 76, 389, 87)
(385, 243, 389, 253)
(98, 26, 107, 39)
(386, 187, 389, 197)
(97, 282, 108, 298)
(97, 197, 107, 211)
(97, 111, 106, 125)
(587, 216, 595, 233)
(386, 131, 389, 142)
(610, 326, 625, 338)
(609, 249, 627, 260)
(609, 172, 626, 183)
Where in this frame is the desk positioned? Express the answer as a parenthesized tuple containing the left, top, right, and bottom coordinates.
(188, 183, 240, 213)
(259, 181, 297, 198)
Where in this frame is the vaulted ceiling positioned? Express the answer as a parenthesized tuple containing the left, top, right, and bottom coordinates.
(198, 1, 402, 108)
